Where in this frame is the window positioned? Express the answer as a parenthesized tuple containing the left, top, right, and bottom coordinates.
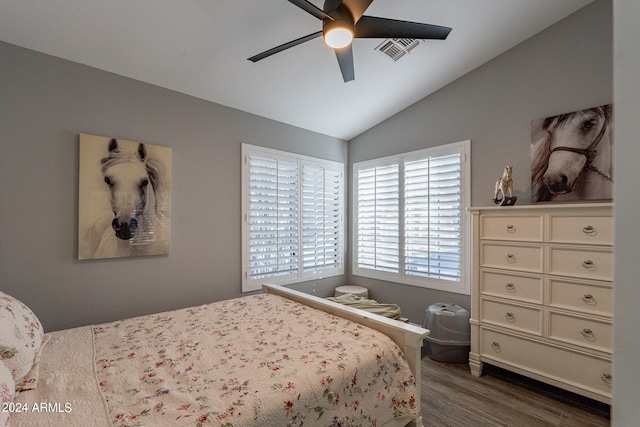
(353, 140, 470, 294)
(242, 144, 344, 292)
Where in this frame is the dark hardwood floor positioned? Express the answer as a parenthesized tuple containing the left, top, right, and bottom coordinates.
(420, 356, 610, 427)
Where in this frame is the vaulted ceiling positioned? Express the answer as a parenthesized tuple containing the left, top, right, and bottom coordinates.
(0, 0, 593, 140)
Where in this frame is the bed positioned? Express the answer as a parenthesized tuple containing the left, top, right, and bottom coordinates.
(1, 284, 429, 427)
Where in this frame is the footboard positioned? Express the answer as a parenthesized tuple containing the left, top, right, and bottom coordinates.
(262, 283, 430, 426)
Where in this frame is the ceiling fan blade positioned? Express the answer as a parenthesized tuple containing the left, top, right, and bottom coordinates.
(288, 0, 334, 21)
(248, 31, 323, 62)
(354, 15, 452, 40)
(341, 0, 373, 23)
(334, 44, 355, 82)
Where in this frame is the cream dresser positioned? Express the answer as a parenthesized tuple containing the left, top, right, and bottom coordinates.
(468, 203, 613, 404)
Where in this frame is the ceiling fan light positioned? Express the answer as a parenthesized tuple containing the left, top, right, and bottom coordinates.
(324, 27, 353, 49)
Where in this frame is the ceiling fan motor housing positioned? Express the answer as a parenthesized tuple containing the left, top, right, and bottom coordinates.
(323, 3, 355, 47)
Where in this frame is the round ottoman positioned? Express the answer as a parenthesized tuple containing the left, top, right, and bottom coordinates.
(334, 285, 369, 299)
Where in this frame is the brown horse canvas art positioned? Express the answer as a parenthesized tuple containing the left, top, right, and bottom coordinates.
(531, 104, 612, 202)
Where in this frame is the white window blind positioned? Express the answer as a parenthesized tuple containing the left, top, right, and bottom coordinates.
(302, 163, 343, 273)
(404, 154, 461, 282)
(356, 163, 399, 273)
(247, 155, 299, 282)
(353, 140, 470, 294)
(242, 144, 344, 292)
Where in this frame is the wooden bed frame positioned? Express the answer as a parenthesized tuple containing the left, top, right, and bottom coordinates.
(262, 283, 430, 427)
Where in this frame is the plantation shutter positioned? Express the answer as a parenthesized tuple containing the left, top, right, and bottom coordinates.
(353, 140, 469, 294)
(356, 163, 400, 273)
(247, 154, 299, 281)
(404, 153, 461, 281)
(242, 144, 345, 292)
(302, 162, 343, 273)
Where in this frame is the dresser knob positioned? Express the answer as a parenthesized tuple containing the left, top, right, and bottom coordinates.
(601, 373, 613, 385)
(582, 294, 596, 304)
(504, 312, 516, 322)
(582, 260, 596, 270)
(491, 342, 502, 352)
(506, 224, 516, 234)
(505, 283, 516, 292)
(582, 225, 596, 235)
(581, 328, 595, 339)
(506, 253, 516, 263)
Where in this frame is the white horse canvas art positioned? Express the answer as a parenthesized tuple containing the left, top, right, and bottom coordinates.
(78, 134, 171, 260)
(531, 104, 613, 202)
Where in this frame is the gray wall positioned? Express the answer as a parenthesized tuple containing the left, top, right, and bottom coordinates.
(612, 0, 640, 424)
(0, 41, 347, 332)
(1, 1, 612, 330)
(2, 0, 638, 422)
(346, 0, 612, 323)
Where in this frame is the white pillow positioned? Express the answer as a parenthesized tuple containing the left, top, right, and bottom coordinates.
(0, 361, 15, 427)
(15, 334, 50, 392)
(0, 291, 45, 385)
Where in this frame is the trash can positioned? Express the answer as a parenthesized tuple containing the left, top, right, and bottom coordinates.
(423, 303, 471, 363)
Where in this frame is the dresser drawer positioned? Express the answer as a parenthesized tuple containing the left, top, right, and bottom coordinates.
(482, 243, 543, 273)
(549, 214, 613, 245)
(481, 299, 542, 335)
(481, 328, 612, 400)
(548, 279, 613, 317)
(548, 312, 612, 353)
(481, 215, 543, 242)
(481, 271, 543, 303)
(548, 247, 613, 281)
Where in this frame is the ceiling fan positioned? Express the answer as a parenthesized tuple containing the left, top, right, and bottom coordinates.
(248, 0, 452, 82)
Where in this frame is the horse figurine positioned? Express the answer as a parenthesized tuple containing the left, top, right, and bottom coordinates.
(80, 138, 170, 259)
(531, 105, 612, 202)
(493, 165, 517, 205)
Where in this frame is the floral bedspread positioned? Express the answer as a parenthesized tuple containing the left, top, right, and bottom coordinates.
(93, 293, 418, 426)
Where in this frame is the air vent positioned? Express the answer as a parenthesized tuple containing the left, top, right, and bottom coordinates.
(375, 38, 421, 61)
